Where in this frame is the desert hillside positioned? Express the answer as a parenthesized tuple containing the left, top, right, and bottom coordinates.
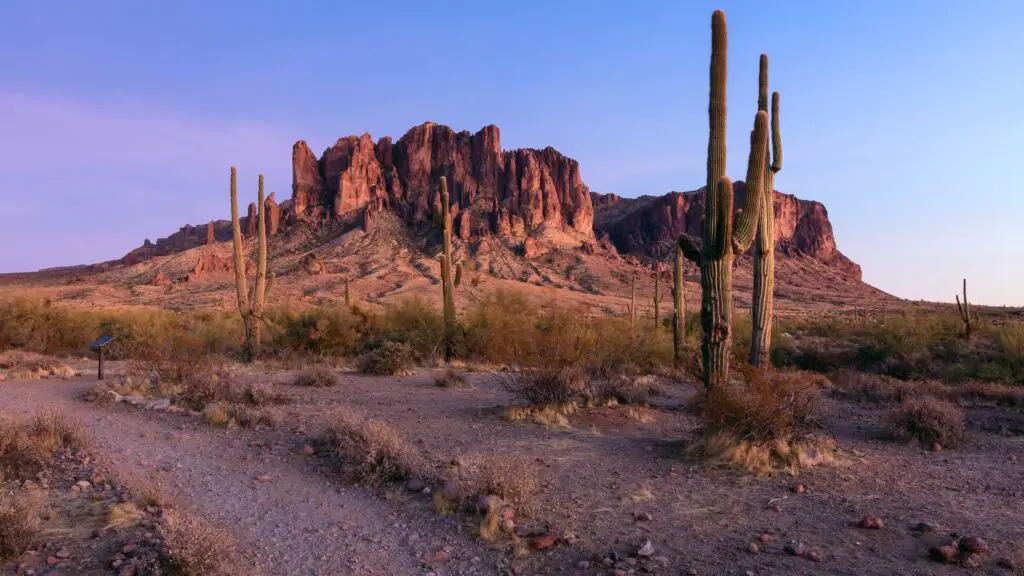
(0, 122, 895, 316)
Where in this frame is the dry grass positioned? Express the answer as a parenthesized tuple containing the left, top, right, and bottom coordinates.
(240, 381, 286, 406)
(689, 366, 834, 475)
(202, 403, 282, 429)
(0, 491, 44, 559)
(105, 502, 147, 530)
(358, 340, 416, 376)
(0, 410, 88, 480)
(584, 372, 664, 406)
(434, 368, 467, 388)
(159, 508, 243, 576)
(0, 349, 77, 380)
(504, 402, 578, 429)
(293, 365, 338, 387)
(317, 406, 426, 485)
(887, 396, 967, 448)
(180, 368, 235, 410)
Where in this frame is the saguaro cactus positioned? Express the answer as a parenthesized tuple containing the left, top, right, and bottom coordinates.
(672, 246, 685, 366)
(956, 278, 972, 339)
(679, 10, 768, 390)
(438, 177, 462, 362)
(653, 262, 664, 326)
(749, 54, 784, 367)
(230, 166, 272, 362)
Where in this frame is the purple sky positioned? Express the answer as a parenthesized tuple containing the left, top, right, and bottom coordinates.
(1, 1, 1022, 305)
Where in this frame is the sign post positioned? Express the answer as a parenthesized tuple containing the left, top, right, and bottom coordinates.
(89, 336, 116, 380)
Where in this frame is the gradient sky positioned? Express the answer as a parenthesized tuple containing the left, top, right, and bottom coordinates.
(1, 1, 1021, 305)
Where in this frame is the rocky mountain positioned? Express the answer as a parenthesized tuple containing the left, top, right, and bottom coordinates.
(592, 182, 861, 280)
(117, 121, 860, 280)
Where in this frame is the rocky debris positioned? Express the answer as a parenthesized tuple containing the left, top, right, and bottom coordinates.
(930, 535, 991, 566)
(405, 478, 425, 492)
(748, 542, 759, 554)
(636, 540, 654, 557)
(959, 536, 988, 554)
(530, 534, 557, 550)
(784, 542, 806, 557)
(300, 253, 326, 275)
(858, 514, 885, 529)
(633, 511, 653, 522)
(792, 483, 807, 494)
(759, 533, 773, 543)
(912, 522, 939, 533)
(150, 271, 172, 287)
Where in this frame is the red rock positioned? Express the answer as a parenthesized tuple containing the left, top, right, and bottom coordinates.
(150, 271, 172, 287)
(244, 202, 258, 238)
(857, 514, 884, 529)
(206, 222, 215, 245)
(530, 534, 557, 550)
(961, 553, 981, 569)
(748, 542, 759, 554)
(47, 556, 59, 565)
(792, 483, 807, 494)
(930, 545, 959, 564)
(265, 192, 281, 236)
(301, 445, 315, 456)
(959, 536, 988, 554)
(186, 253, 249, 282)
(55, 549, 70, 559)
(292, 140, 324, 220)
(591, 182, 861, 279)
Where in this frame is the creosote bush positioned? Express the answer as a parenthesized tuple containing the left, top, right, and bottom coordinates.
(0, 492, 44, 559)
(1, 409, 88, 480)
(887, 396, 967, 448)
(463, 456, 540, 518)
(497, 365, 587, 406)
(831, 369, 951, 404)
(317, 406, 426, 486)
(359, 340, 416, 376)
(434, 368, 467, 388)
(159, 509, 242, 576)
(689, 364, 835, 474)
(294, 365, 338, 387)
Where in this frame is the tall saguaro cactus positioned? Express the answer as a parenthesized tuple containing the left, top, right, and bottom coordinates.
(230, 166, 272, 362)
(438, 177, 461, 362)
(679, 10, 768, 390)
(956, 278, 972, 339)
(749, 54, 784, 367)
(672, 246, 685, 366)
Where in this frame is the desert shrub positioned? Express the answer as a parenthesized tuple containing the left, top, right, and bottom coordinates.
(583, 370, 664, 406)
(358, 340, 416, 376)
(689, 365, 835, 474)
(270, 305, 366, 357)
(0, 492, 43, 559)
(831, 369, 950, 404)
(498, 365, 587, 406)
(159, 509, 241, 576)
(955, 381, 1024, 407)
(0, 418, 48, 480)
(374, 296, 444, 361)
(229, 405, 283, 429)
(0, 350, 77, 380)
(461, 290, 539, 365)
(317, 407, 425, 485)
(293, 365, 337, 387)
(29, 409, 89, 451)
(202, 403, 231, 428)
(434, 368, 467, 388)
(887, 396, 966, 448)
(701, 366, 823, 442)
(240, 381, 284, 406)
(463, 456, 540, 517)
(0, 298, 97, 355)
(180, 368, 234, 410)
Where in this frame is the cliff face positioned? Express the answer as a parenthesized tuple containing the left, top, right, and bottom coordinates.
(591, 181, 861, 280)
(118, 121, 860, 282)
(290, 122, 594, 241)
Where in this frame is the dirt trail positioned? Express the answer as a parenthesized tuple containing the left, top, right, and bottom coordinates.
(0, 377, 502, 576)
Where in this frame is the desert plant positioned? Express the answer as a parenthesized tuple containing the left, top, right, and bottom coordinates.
(0, 492, 43, 559)
(956, 278, 972, 340)
(464, 456, 540, 518)
(750, 54, 783, 367)
(887, 396, 966, 448)
(679, 10, 768, 390)
(293, 365, 337, 387)
(229, 166, 273, 362)
(630, 270, 638, 329)
(498, 364, 587, 406)
(159, 509, 241, 576)
(318, 407, 426, 485)
(434, 368, 467, 388)
(673, 246, 686, 366)
(359, 340, 416, 376)
(437, 176, 462, 363)
(653, 262, 663, 326)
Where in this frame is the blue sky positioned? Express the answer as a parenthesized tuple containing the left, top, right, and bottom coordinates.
(1, 1, 1021, 305)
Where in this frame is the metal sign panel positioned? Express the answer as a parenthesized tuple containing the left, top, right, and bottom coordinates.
(89, 335, 116, 350)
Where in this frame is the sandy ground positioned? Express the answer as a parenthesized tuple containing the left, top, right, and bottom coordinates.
(2, 367, 1023, 576)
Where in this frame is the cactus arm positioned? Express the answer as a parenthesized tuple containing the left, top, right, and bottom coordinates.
(678, 234, 703, 263)
(732, 111, 769, 254)
(454, 262, 462, 288)
(771, 91, 782, 173)
(229, 166, 250, 316)
(253, 173, 267, 317)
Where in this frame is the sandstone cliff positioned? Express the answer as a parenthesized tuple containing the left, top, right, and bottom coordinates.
(290, 122, 594, 241)
(591, 181, 861, 280)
